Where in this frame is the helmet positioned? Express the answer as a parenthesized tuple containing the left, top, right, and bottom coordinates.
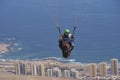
(65, 29, 70, 33)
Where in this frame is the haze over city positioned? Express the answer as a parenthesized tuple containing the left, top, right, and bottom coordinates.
(0, 0, 120, 80)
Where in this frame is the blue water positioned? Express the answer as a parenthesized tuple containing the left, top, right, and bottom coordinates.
(0, 0, 120, 63)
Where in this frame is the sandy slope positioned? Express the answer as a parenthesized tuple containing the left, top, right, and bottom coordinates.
(0, 74, 75, 80)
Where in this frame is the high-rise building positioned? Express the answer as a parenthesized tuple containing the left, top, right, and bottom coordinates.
(53, 67, 62, 77)
(56, 69, 62, 77)
(74, 71, 80, 79)
(26, 63, 32, 75)
(111, 58, 119, 75)
(37, 64, 42, 76)
(47, 69, 53, 77)
(63, 70, 70, 78)
(14, 62, 20, 74)
(70, 68, 79, 79)
(41, 64, 45, 77)
(32, 64, 37, 75)
(30, 63, 45, 76)
(88, 63, 97, 77)
(14, 62, 26, 75)
(70, 68, 76, 77)
(98, 62, 107, 77)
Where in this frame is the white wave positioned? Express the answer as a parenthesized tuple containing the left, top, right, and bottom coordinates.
(58, 58, 76, 62)
(17, 48, 23, 51)
(14, 43, 19, 46)
(3, 37, 16, 41)
(0, 57, 75, 63)
(8, 37, 16, 41)
(41, 57, 76, 63)
(69, 61, 82, 64)
(41, 57, 59, 61)
(0, 59, 6, 62)
(31, 58, 39, 61)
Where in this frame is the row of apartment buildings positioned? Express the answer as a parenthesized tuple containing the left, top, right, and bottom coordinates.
(14, 58, 120, 80)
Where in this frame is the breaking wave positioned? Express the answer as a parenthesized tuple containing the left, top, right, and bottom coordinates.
(40, 57, 76, 63)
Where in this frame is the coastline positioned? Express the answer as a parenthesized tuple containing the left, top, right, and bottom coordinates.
(0, 58, 119, 80)
(0, 43, 12, 55)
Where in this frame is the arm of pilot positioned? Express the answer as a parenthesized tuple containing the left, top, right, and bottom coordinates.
(69, 34, 74, 41)
(59, 35, 63, 40)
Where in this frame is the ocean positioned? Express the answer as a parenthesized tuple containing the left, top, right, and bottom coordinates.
(0, 0, 120, 63)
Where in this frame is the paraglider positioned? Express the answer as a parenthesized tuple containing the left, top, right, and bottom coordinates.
(57, 25, 77, 58)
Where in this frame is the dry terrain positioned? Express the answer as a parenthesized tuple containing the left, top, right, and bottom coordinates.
(0, 74, 75, 80)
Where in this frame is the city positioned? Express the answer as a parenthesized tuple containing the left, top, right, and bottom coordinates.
(0, 58, 120, 80)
